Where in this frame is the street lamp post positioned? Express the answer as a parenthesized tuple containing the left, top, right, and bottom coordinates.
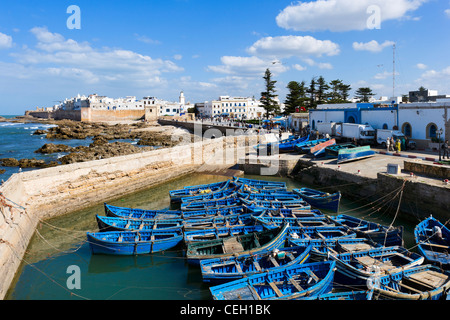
(438, 128, 443, 162)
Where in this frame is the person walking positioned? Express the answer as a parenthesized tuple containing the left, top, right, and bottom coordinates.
(386, 137, 390, 152)
(443, 140, 450, 159)
(390, 137, 395, 151)
(395, 139, 401, 153)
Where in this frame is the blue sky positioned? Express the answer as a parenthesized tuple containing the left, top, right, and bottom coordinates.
(0, 0, 450, 114)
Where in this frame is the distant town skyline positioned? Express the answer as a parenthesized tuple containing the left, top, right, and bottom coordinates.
(1, 0, 450, 114)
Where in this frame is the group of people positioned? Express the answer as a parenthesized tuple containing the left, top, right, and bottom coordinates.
(385, 137, 402, 153)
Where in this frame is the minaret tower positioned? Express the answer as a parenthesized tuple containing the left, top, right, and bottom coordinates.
(179, 91, 185, 105)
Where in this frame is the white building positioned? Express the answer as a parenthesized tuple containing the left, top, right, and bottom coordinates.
(200, 96, 265, 120)
(57, 91, 191, 116)
(309, 98, 450, 149)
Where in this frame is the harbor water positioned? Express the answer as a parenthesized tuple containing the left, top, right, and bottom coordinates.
(6, 173, 418, 300)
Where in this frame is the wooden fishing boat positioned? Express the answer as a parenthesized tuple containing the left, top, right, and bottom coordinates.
(200, 245, 313, 283)
(209, 260, 336, 300)
(180, 197, 241, 211)
(232, 177, 286, 188)
(293, 188, 341, 212)
(252, 215, 336, 228)
(325, 143, 358, 158)
(237, 191, 301, 202)
(278, 135, 310, 153)
(257, 208, 324, 218)
(87, 229, 183, 255)
(254, 135, 309, 154)
(330, 214, 404, 247)
(104, 203, 181, 220)
(183, 213, 255, 231)
(367, 264, 450, 300)
(288, 237, 381, 261)
(294, 139, 327, 153)
(169, 180, 231, 203)
(186, 224, 289, 265)
(331, 246, 424, 288)
(288, 226, 357, 242)
(96, 215, 183, 232)
(105, 203, 255, 220)
(183, 225, 267, 243)
(240, 198, 311, 210)
(180, 185, 240, 203)
(337, 145, 375, 164)
(309, 139, 336, 157)
(414, 215, 450, 269)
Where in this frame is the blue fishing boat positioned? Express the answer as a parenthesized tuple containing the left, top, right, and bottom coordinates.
(294, 139, 327, 153)
(331, 246, 424, 288)
(325, 143, 358, 158)
(240, 198, 311, 210)
(209, 260, 336, 300)
(293, 188, 341, 212)
(288, 237, 381, 260)
(288, 226, 357, 241)
(180, 185, 240, 203)
(87, 229, 183, 255)
(200, 245, 313, 283)
(366, 264, 450, 300)
(258, 208, 324, 218)
(278, 135, 310, 153)
(183, 213, 255, 231)
(414, 215, 450, 269)
(184, 225, 267, 243)
(181, 197, 241, 211)
(337, 145, 375, 164)
(104, 203, 181, 220)
(232, 177, 286, 188)
(330, 214, 404, 247)
(169, 180, 231, 203)
(186, 224, 289, 265)
(254, 135, 309, 154)
(96, 215, 183, 232)
(105, 203, 255, 220)
(237, 191, 301, 202)
(252, 215, 336, 228)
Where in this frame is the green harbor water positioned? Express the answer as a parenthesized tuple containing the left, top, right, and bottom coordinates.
(6, 173, 419, 300)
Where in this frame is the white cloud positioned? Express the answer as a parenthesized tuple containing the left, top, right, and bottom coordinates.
(0, 32, 13, 49)
(374, 70, 399, 80)
(445, 9, 450, 18)
(173, 54, 183, 60)
(276, 0, 427, 32)
(293, 64, 307, 71)
(247, 35, 340, 58)
(134, 33, 161, 45)
(302, 58, 333, 70)
(207, 56, 289, 76)
(9, 27, 183, 89)
(416, 63, 427, 69)
(353, 40, 395, 52)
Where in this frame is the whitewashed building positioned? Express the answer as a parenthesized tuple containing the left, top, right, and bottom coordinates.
(309, 99, 450, 149)
(56, 91, 191, 116)
(200, 96, 266, 120)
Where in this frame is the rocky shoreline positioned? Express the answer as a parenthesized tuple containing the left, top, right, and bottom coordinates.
(0, 117, 192, 169)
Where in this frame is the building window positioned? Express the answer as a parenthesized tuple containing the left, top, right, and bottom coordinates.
(402, 122, 412, 138)
(426, 123, 438, 139)
(382, 123, 388, 129)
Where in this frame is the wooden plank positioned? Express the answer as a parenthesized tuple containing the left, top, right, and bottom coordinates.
(289, 278, 304, 292)
(306, 269, 319, 282)
(398, 282, 423, 294)
(222, 238, 244, 254)
(269, 256, 280, 267)
(268, 281, 283, 297)
(409, 271, 449, 288)
(253, 260, 262, 271)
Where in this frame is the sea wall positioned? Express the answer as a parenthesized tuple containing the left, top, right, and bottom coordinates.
(0, 133, 265, 299)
